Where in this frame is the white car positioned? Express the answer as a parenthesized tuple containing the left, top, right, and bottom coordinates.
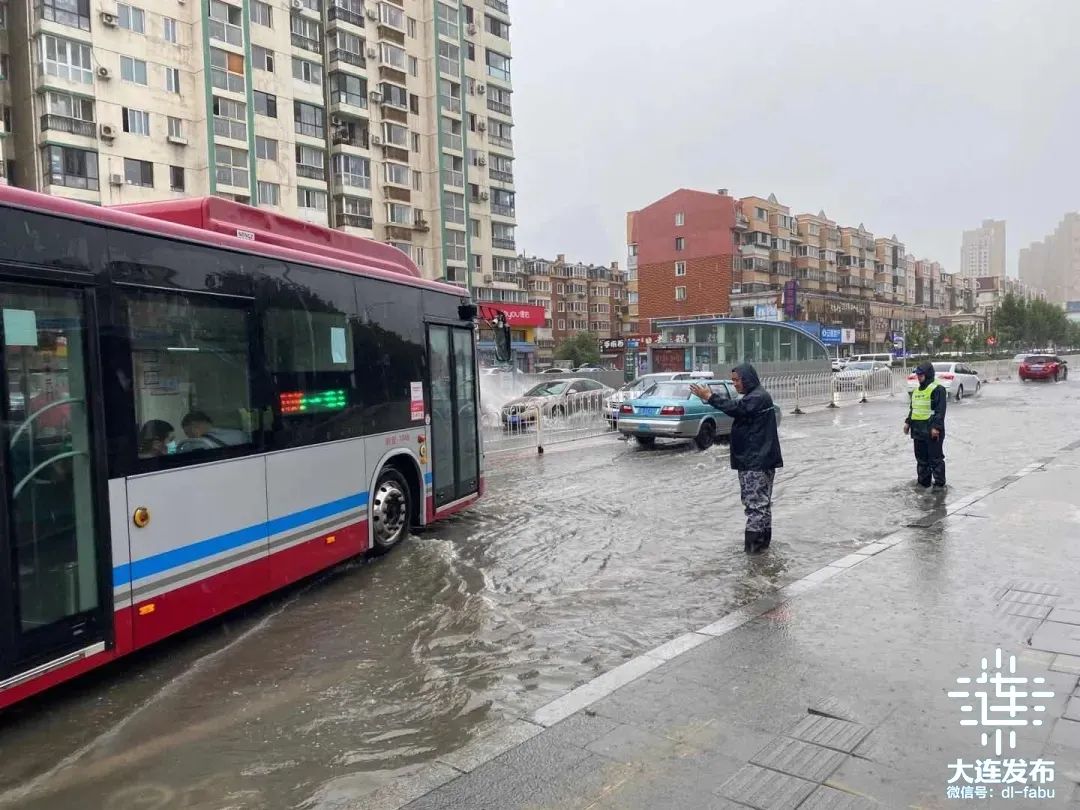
(905, 362, 982, 401)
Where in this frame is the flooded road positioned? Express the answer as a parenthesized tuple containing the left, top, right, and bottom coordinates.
(2, 377, 1078, 809)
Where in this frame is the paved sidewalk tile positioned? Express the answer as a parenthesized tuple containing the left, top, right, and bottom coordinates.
(717, 763, 816, 809)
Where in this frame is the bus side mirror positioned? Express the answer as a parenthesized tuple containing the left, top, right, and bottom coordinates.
(493, 319, 512, 363)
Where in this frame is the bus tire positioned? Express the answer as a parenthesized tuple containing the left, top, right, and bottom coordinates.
(371, 468, 412, 552)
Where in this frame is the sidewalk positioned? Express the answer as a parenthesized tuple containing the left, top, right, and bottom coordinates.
(381, 442, 1080, 810)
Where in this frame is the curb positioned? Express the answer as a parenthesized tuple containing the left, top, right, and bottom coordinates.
(368, 443, 1072, 810)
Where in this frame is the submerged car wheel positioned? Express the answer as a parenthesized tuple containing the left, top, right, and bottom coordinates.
(635, 435, 656, 447)
(371, 468, 412, 552)
(694, 420, 716, 450)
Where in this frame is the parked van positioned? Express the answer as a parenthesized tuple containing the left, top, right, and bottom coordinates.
(849, 353, 895, 365)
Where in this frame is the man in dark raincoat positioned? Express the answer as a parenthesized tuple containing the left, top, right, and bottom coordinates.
(691, 363, 783, 554)
(904, 361, 947, 488)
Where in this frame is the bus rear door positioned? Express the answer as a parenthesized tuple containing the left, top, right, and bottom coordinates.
(427, 324, 479, 508)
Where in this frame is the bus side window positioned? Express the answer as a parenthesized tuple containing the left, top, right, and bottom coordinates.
(125, 289, 255, 463)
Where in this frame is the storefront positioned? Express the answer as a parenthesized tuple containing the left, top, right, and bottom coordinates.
(650, 318, 831, 374)
(477, 303, 545, 372)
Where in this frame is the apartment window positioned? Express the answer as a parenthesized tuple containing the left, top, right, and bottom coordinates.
(335, 195, 372, 227)
(414, 246, 425, 270)
(441, 116, 462, 151)
(443, 191, 465, 224)
(439, 78, 462, 114)
(255, 136, 277, 160)
(406, 15, 416, 37)
(380, 42, 406, 71)
(295, 144, 325, 179)
(120, 55, 148, 85)
(380, 2, 404, 29)
(485, 49, 510, 82)
(675, 261, 686, 276)
(675, 286, 687, 302)
(294, 101, 324, 139)
(412, 170, 423, 191)
(298, 188, 328, 211)
(386, 202, 412, 225)
(124, 158, 154, 187)
(46, 91, 94, 122)
(42, 145, 98, 190)
(472, 254, 483, 273)
(384, 161, 408, 186)
(165, 67, 180, 93)
(412, 133, 421, 153)
(292, 57, 323, 85)
(437, 41, 460, 77)
(436, 2, 458, 38)
(257, 181, 280, 206)
(755, 207, 767, 221)
(557, 319, 565, 331)
(466, 42, 475, 61)
(487, 118, 512, 146)
(446, 229, 466, 261)
(251, 0, 272, 27)
(215, 145, 247, 188)
(300, 0, 321, 11)
(40, 0, 89, 30)
(675, 237, 685, 251)
(383, 122, 408, 147)
(117, 3, 145, 32)
(0, 54, 6, 80)
(163, 16, 178, 43)
(208, 0, 243, 46)
(167, 116, 183, 138)
(484, 14, 510, 39)
(443, 155, 464, 187)
(253, 45, 274, 72)
(212, 96, 246, 140)
(408, 56, 418, 77)
(210, 48, 245, 93)
(381, 82, 408, 110)
(333, 153, 371, 189)
(675, 212, 685, 227)
(170, 165, 184, 191)
(41, 35, 93, 84)
(290, 15, 321, 52)
(122, 107, 150, 136)
(254, 91, 277, 118)
(469, 218, 480, 238)
(330, 73, 367, 107)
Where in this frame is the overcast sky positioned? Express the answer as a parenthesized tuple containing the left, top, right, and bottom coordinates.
(509, 0, 1080, 277)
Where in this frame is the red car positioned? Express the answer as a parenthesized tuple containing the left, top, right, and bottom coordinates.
(1019, 355, 1069, 382)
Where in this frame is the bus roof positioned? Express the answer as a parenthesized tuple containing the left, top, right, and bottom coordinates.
(0, 185, 467, 297)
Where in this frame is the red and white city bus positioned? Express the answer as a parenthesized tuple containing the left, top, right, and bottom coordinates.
(0, 188, 510, 710)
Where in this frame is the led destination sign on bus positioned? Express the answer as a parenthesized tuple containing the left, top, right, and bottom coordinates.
(280, 389, 348, 415)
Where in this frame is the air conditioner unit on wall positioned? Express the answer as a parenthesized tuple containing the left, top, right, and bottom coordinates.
(477, 120, 486, 131)
(477, 154, 487, 166)
(290, 0, 303, 10)
(467, 23, 477, 35)
(100, 123, 116, 139)
(97, 66, 111, 79)
(367, 46, 378, 58)
(109, 173, 124, 186)
(101, 11, 118, 26)
(479, 190, 489, 201)
(476, 83, 486, 95)
(371, 134, 383, 145)
(365, 6, 379, 19)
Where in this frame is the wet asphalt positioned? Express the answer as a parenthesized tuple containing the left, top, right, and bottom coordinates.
(1, 375, 1077, 810)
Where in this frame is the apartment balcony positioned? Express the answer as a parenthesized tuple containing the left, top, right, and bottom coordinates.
(291, 33, 322, 53)
(627, 255, 638, 270)
(740, 243, 770, 259)
(491, 204, 515, 218)
(492, 237, 516, 251)
(492, 272, 523, 286)
(40, 114, 95, 138)
(733, 212, 749, 230)
(485, 0, 509, 14)
(296, 164, 326, 181)
(486, 97, 511, 116)
(488, 135, 513, 149)
(329, 48, 366, 69)
(338, 213, 373, 229)
(328, 5, 365, 28)
(489, 168, 513, 184)
(332, 129, 369, 149)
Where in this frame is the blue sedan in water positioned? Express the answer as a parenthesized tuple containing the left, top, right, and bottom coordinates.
(617, 379, 782, 449)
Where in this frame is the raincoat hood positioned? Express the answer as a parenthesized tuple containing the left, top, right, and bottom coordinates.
(733, 363, 762, 394)
(915, 362, 936, 389)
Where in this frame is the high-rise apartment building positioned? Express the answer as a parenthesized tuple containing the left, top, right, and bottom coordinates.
(0, 0, 515, 292)
(960, 219, 1006, 278)
(1019, 213, 1080, 304)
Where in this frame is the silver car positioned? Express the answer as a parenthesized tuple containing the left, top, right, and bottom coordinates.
(501, 377, 614, 428)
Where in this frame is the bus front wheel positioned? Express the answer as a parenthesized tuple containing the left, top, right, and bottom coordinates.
(371, 468, 412, 552)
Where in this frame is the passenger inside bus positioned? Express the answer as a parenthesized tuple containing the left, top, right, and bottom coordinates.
(138, 419, 175, 458)
(177, 410, 248, 451)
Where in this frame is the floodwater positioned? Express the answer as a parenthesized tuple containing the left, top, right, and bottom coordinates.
(1, 377, 1078, 809)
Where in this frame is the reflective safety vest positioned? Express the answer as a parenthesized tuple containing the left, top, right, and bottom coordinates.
(910, 381, 940, 421)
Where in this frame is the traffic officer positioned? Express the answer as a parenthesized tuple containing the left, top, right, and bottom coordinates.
(904, 361, 947, 488)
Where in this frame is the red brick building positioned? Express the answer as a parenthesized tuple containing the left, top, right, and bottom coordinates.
(627, 189, 737, 330)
